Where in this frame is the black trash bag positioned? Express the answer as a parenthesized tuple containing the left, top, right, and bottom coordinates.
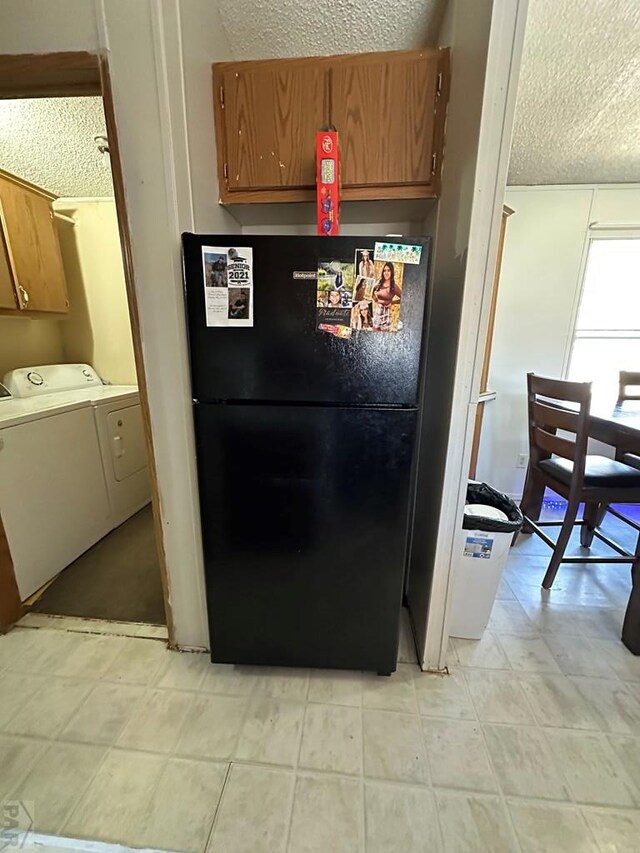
(463, 482, 523, 533)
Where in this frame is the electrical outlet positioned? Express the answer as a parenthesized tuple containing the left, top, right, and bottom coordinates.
(517, 453, 528, 469)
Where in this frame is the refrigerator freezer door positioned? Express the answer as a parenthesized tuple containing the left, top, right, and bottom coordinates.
(183, 234, 430, 407)
(194, 402, 417, 673)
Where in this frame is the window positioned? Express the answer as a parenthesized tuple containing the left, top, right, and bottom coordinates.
(567, 236, 640, 408)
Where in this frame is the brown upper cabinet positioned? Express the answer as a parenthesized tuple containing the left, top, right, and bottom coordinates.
(213, 48, 449, 204)
(0, 169, 69, 315)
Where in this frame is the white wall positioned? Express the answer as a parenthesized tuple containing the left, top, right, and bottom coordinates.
(477, 184, 640, 497)
(0, 0, 235, 648)
(414, 0, 528, 669)
(55, 199, 137, 385)
(0, 316, 64, 379)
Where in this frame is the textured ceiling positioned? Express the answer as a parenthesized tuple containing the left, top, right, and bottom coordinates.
(509, 0, 640, 185)
(217, 0, 445, 59)
(0, 97, 113, 197)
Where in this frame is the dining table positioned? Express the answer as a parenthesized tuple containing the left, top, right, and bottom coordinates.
(585, 400, 640, 655)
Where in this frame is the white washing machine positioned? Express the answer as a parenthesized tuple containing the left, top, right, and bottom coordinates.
(1, 364, 151, 600)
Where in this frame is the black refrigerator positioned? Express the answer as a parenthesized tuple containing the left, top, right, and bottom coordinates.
(183, 234, 431, 674)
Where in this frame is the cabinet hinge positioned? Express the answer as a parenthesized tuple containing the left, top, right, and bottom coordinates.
(436, 72, 442, 96)
(431, 152, 437, 175)
(219, 86, 225, 109)
(49, 209, 54, 220)
(223, 162, 228, 181)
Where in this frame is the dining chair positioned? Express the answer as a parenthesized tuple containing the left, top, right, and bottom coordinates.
(514, 373, 640, 590)
(617, 371, 640, 405)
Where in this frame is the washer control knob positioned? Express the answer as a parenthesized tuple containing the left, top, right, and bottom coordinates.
(26, 371, 44, 386)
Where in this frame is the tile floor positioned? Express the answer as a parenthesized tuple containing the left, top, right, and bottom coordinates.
(1, 511, 640, 852)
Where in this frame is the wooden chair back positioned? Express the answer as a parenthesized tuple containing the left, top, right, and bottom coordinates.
(617, 371, 640, 404)
(526, 374, 592, 481)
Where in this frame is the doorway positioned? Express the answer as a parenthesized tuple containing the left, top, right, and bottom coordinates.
(0, 52, 172, 640)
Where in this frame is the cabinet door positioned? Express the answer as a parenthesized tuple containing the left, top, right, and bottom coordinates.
(332, 50, 439, 189)
(0, 177, 69, 312)
(0, 216, 18, 310)
(219, 61, 329, 192)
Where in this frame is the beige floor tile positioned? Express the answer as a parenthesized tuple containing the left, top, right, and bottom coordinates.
(363, 710, 428, 783)
(591, 639, 640, 682)
(53, 634, 127, 679)
(299, 703, 362, 775)
(133, 624, 169, 640)
(137, 757, 227, 853)
(117, 688, 193, 753)
(423, 718, 496, 792)
(235, 697, 304, 767)
(626, 681, 640, 704)
(435, 791, 518, 853)
(16, 613, 57, 630)
(0, 673, 42, 730)
(0, 734, 45, 800)
(582, 806, 640, 853)
(445, 639, 459, 666)
(8, 629, 81, 674)
(569, 676, 640, 735)
(451, 633, 509, 669)
(518, 602, 586, 637)
(518, 674, 599, 730)
(482, 724, 571, 800)
(5, 677, 91, 739)
(155, 650, 208, 691)
(545, 730, 639, 807)
(200, 663, 259, 696)
(288, 772, 363, 853)
(570, 607, 626, 642)
(397, 608, 417, 663)
(102, 637, 168, 685)
(307, 669, 362, 707)
(362, 664, 418, 714)
(248, 666, 310, 701)
(60, 682, 145, 745)
(12, 742, 106, 834)
(176, 694, 247, 760)
(544, 635, 613, 678)
(507, 800, 599, 853)
(364, 781, 441, 853)
(488, 600, 538, 634)
(496, 578, 517, 601)
(209, 763, 293, 853)
(414, 669, 476, 720)
(0, 628, 37, 671)
(464, 670, 535, 724)
(63, 748, 165, 843)
(498, 634, 562, 673)
(607, 735, 640, 790)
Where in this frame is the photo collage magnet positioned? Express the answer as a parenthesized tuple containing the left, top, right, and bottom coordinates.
(316, 243, 421, 338)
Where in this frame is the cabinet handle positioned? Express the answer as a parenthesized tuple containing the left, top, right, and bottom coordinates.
(19, 285, 30, 306)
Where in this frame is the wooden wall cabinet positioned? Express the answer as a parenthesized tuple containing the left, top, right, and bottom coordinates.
(213, 48, 449, 204)
(0, 169, 69, 315)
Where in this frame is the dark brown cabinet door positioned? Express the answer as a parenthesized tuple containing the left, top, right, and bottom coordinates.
(332, 50, 439, 189)
(219, 61, 329, 193)
(0, 175, 68, 313)
(0, 218, 18, 310)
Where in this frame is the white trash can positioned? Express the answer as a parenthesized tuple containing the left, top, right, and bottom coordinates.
(449, 483, 523, 640)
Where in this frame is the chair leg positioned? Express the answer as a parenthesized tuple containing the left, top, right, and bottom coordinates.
(580, 501, 600, 548)
(519, 469, 545, 536)
(542, 496, 580, 589)
(622, 537, 640, 655)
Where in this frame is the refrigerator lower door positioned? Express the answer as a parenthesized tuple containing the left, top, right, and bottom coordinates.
(194, 402, 417, 673)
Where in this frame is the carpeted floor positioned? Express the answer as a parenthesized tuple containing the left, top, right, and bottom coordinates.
(32, 504, 166, 625)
